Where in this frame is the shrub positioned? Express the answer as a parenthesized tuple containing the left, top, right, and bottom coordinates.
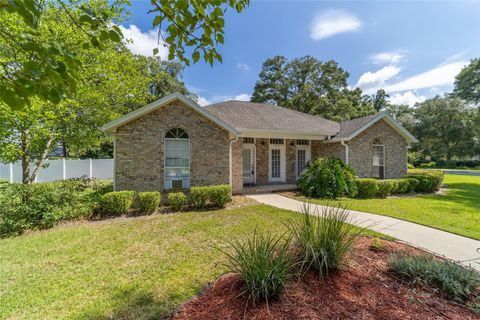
(99, 191, 135, 216)
(394, 179, 410, 194)
(220, 230, 294, 305)
(419, 161, 436, 168)
(389, 253, 480, 302)
(297, 157, 357, 199)
(207, 185, 232, 207)
(369, 237, 386, 252)
(403, 178, 419, 193)
(404, 170, 444, 192)
(407, 163, 415, 169)
(190, 186, 209, 209)
(132, 192, 160, 214)
(376, 180, 395, 198)
(355, 178, 378, 198)
(168, 192, 187, 211)
(288, 204, 360, 277)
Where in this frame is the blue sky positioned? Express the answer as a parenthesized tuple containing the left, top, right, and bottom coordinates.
(120, 1, 480, 106)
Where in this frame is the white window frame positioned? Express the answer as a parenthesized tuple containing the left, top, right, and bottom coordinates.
(242, 139, 256, 185)
(295, 141, 311, 179)
(269, 139, 286, 183)
(164, 128, 190, 190)
(372, 138, 385, 179)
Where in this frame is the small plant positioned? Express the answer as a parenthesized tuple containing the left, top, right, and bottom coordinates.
(99, 191, 135, 216)
(369, 237, 386, 252)
(389, 252, 480, 302)
(376, 180, 395, 198)
(207, 185, 232, 207)
(190, 186, 209, 209)
(297, 157, 357, 199)
(355, 178, 378, 198)
(220, 230, 294, 305)
(132, 192, 160, 214)
(288, 203, 361, 277)
(168, 192, 187, 211)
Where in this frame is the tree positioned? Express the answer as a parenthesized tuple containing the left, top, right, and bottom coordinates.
(413, 96, 478, 161)
(251, 56, 375, 121)
(372, 89, 390, 112)
(0, 0, 124, 110)
(454, 58, 480, 105)
(0, 1, 192, 183)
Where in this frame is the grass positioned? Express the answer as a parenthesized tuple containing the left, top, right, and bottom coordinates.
(0, 203, 384, 319)
(291, 174, 480, 240)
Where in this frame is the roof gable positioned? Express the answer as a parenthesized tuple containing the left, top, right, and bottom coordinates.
(101, 93, 238, 134)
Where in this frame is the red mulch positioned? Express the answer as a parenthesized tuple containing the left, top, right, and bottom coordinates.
(174, 237, 479, 320)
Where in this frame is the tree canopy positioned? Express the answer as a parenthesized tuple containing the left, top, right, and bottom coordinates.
(454, 58, 480, 105)
(251, 55, 375, 121)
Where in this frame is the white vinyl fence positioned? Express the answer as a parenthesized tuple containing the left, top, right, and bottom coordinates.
(0, 159, 113, 183)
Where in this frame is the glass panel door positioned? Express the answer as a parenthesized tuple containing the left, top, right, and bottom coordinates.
(271, 149, 281, 179)
(243, 147, 254, 184)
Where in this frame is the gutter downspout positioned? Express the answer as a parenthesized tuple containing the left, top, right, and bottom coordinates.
(341, 140, 349, 165)
(229, 135, 239, 192)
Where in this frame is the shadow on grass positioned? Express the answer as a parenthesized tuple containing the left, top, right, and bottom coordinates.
(80, 288, 179, 320)
(431, 182, 480, 211)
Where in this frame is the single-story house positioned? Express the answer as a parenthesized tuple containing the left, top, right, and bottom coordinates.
(101, 92, 417, 194)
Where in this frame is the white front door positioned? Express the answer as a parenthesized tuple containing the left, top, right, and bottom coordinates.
(243, 145, 255, 185)
(296, 144, 311, 178)
(269, 140, 286, 182)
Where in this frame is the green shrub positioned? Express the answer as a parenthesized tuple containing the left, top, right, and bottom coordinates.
(288, 204, 360, 276)
(220, 230, 294, 305)
(132, 192, 160, 214)
(190, 186, 209, 209)
(407, 163, 415, 169)
(297, 157, 357, 199)
(419, 161, 436, 168)
(403, 178, 419, 192)
(394, 179, 410, 194)
(207, 185, 232, 207)
(99, 191, 135, 216)
(376, 180, 395, 198)
(168, 192, 187, 211)
(389, 253, 480, 302)
(404, 170, 444, 192)
(355, 178, 379, 198)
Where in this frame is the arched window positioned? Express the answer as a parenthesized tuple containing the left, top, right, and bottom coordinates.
(164, 128, 190, 189)
(372, 137, 385, 179)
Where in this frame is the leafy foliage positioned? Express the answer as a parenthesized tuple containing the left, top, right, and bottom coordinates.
(190, 186, 209, 209)
(132, 192, 161, 215)
(288, 204, 361, 277)
(98, 191, 135, 216)
(404, 170, 444, 193)
(355, 179, 379, 198)
(168, 192, 187, 211)
(207, 185, 232, 207)
(149, 0, 249, 65)
(389, 252, 480, 302)
(454, 58, 480, 105)
(251, 55, 375, 121)
(220, 230, 294, 305)
(297, 157, 357, 199)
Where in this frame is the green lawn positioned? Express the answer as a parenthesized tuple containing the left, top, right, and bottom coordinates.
(0, 203, 383, 320)
(292, 174, 480, 240)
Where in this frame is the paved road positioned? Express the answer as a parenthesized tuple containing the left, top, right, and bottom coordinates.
(247, 193, 480, 271)
(444, 170, 480, 176)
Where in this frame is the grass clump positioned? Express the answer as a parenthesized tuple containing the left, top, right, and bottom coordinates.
(168, 192, 187, 211)
(389, 252, 480, 302)
(288, 204, 361, 276)
(132, 192, 160, 214)
(220, 230, 294, 305)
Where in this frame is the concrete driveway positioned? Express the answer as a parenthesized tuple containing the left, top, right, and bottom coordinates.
(247, 193, 480, 271)
(444, 170, 480, 176)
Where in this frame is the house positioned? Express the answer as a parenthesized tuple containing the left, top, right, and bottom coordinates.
(101, 92, 417, 194)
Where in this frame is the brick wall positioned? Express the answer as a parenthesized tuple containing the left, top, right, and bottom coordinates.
(231, 139, 243, 194)
(115, 101, 230, 192)
(255, 138, 269, 185)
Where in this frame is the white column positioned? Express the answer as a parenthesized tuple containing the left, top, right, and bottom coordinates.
(9, 163, 13, 183)
(62, 158, 66, 180)
(89, 159, 93, 179)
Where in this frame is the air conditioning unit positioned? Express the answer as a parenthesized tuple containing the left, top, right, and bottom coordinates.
(172, 179, 183, 189)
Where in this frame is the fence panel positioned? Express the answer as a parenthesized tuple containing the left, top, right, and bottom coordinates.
(92, 159, 114, 179)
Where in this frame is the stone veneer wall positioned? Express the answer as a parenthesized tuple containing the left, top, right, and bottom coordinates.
(115, 101, 230, 192)
(347, 119, 408, 179)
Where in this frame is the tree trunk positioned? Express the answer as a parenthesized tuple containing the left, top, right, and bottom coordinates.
(29, 138, 54, 183)
(20, 129, 31, 184)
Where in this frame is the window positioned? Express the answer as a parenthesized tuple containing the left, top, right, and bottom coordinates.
(271, 149, 281, 178)
(243, 137, 254, 144)
(165, 128, 189, 189)
(270, 138, 284, 145)
(372, 138, 385, 179)
(296, 139, 309, 145)
(297, 149, 306, 176)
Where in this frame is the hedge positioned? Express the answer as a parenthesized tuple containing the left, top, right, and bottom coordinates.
(132, 192, 160, 214)
(355, 179, 378, 199)
(168, 192, 187, 211)
(99, 191, 135, 216)
(190, 185, 232, 209)
(404, 170, 444, 193)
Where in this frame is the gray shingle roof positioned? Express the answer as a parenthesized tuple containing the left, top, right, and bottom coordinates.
(204, 100, 340, 136)
(334, 113, 381, 140)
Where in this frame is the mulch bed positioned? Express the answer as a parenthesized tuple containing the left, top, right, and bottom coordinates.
(174, 238, 479, 320)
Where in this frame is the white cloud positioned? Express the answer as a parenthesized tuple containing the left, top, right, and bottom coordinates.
(382, 61, 467, 93)
(118, 25, 168, 58)
(233, 93, 250, 101)
(356, 66, 402, 93)
(196, 93, 250, 106)
(310, 10, 362, 41)
(370, 52, 405, 65)
(388, 91, 426, 107)
(236, 63, 250, 71)
(197, 96, 210, 106)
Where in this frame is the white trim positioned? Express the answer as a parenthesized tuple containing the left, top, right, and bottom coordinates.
(238, 129, 328, 140)
(242, 143, 256, 185)
(164, 132, 190, 190)
(229, 136, 239, 189)
(326, 112, 418, 144)
(268, 141, 286, 183)
(113, 138, 116, 190)
(372, 140, 386, 179)
(295, 142, 311, 179)
(341, 140, 349, 165)
(101, 92, 239, 135)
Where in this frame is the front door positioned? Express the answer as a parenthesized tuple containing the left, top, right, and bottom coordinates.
(269, 139, 286, 182)
(243, 145, 255, 185)
(296, 144, 311, 178)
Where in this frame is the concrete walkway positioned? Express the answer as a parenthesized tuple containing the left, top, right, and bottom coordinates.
(247, 193, 480, 271)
